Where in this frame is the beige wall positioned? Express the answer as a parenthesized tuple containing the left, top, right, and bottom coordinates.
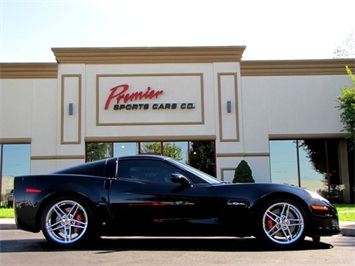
(0, 47, 353, 182)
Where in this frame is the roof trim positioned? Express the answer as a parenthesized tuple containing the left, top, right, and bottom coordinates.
(0, 63, 58, 79)
(85, 135, 216, 143)
(1, 56, 353, 78)
(0, 138, 32, 144)
(51, 46, 246, 64)
(241, 59, 355, 76)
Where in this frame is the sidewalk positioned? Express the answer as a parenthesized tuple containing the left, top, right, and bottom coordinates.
(0, 218, 354, 236)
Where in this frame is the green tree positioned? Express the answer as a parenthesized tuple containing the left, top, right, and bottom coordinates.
(141, 142, 183, 161)
(141, 142, 162, 154)
(233, 160, 255, 183)
(189, 141, 215, 176)
(86, 143, 112, 162)
(334, 29, 355, 58)
(300, 139, 341, 198)
(337, 66, 355, 148)
(163, 143, 183, 161)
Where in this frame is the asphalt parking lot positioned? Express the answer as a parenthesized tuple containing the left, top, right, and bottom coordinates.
(1, 219, 354, 266)
(1, 227, 354, 266)
(1, 218, 355, 235)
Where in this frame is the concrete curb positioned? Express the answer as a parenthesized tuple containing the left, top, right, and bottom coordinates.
(0, 218, 16, 230)
(339, 221, 355, 237)
(1, 218, 354, 236)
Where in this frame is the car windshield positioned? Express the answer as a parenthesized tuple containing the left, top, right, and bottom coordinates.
(168, 158, 220, 184)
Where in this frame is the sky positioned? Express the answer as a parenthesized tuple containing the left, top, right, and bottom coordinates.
(0, 0, 354, 63)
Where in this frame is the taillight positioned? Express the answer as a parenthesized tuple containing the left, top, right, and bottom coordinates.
(25, 188, 41, 193)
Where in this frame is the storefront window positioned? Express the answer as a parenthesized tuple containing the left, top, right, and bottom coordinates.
(113, 142, 138, 157)
(86, 143, 113, 162)
(270, 139, 338, 195)
(85, 140, 215, 176)
(164, 142, 188, 163)
(140, 142, 162, 154)
(189, 141, 216, 177)
(138, 141, 188, 163)
(270, 140, 299, 186)
(0, 144, 31, 206)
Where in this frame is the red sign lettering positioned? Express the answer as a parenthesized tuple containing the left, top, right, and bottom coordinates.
(104, 84, 164, 110)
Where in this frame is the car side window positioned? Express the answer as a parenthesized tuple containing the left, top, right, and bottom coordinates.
(117, 159, 189, 183)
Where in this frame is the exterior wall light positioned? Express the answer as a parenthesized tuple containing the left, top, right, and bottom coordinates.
(69, 103, 74, 115)
(227, 101, 232, 113)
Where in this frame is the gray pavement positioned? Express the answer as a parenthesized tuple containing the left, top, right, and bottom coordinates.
(0, 218, 354, 236)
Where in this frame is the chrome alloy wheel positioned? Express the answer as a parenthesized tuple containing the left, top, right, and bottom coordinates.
(44, 200, 89, 244)
(262, 202, 305, 245)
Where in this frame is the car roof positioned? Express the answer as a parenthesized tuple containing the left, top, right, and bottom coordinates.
(118, 154, 171, 161)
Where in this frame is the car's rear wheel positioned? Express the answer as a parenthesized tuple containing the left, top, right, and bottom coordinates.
(256, 198, 307, 247)
(41, 196, 92, 247)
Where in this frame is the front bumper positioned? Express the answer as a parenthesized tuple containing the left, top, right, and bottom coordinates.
(310, 217, 341, 236)
(309, 204, 341, 237)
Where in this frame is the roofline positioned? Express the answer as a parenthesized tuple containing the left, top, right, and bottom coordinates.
(0, 63, 58, 79)
(241, 59, 355, 76)
(1, 57, 353, 78)
(51, 46, 247, 64)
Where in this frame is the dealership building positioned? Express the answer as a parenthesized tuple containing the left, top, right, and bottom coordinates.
(0, 46, 354, 203)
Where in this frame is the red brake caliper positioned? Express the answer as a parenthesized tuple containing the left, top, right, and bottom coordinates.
(266, 217, 275, 232)
(75, 212, 83, 233)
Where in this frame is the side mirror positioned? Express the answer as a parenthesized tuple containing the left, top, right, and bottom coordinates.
(170, 173, 192, 188)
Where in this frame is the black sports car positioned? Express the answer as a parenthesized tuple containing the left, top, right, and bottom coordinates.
(13, 155, 340, 247)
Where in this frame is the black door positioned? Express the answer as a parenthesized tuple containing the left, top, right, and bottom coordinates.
(108, 158, 224, 235)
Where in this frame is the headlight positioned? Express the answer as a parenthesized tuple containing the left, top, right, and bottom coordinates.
(306, 189, 329, 203)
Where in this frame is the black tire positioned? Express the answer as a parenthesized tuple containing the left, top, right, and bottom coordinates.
(40, 196, 92, 247)
(256, 198, 308, 247)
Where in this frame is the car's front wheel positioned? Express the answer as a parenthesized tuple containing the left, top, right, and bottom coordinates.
(41, 197, 92, 247)
(256, 198, 307, 247)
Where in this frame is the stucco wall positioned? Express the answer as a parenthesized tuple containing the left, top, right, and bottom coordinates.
(242, 75, 349, 140)
(0, 51, 353, 181)
(219, 74, 352, 183)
